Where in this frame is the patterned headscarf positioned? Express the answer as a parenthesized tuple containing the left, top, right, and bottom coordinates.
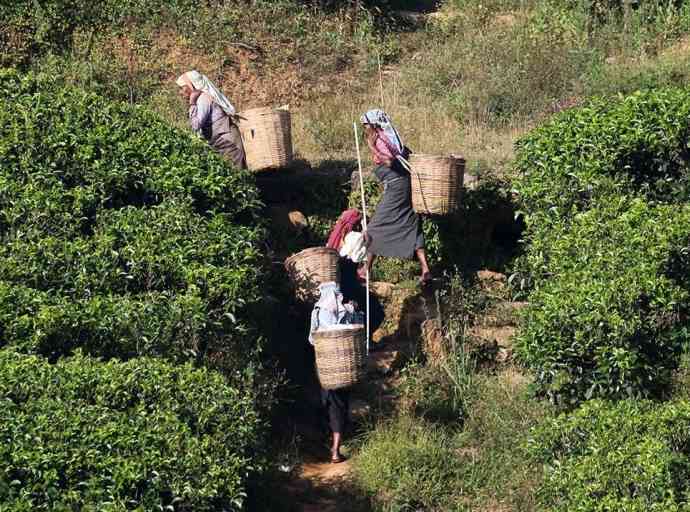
(360, 108, 404, 153)
(176, 70, 236, 116)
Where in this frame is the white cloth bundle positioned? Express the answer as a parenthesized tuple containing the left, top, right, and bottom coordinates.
(339, 231, 366, 264)
(308, 282, 355, 345)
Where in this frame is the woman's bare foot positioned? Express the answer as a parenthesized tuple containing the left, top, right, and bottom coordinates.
(415, 249, 431, 286)
(331, 432, 346, 463)
(330, 453, 347, 464)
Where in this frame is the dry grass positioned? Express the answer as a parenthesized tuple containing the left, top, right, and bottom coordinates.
(354, 366, 550, 511)
(292, 70, 530, 176)
(38, 0, 690, 182)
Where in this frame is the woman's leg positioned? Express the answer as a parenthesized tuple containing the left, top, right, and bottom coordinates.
(416, 248, 431, 283)
(327, 389, 349, 462)
(331, 431, 343, 461)
(366, 253, 376, 274)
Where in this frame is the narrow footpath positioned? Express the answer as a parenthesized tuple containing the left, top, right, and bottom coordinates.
(279, 272, 523, 511)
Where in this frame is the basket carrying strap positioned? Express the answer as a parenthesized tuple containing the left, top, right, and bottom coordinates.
(313, 306, 320, 332)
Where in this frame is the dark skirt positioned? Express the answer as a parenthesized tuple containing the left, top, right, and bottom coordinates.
(367, 164, 424, 259)
(321, 388, 350, 434)
(339, 259, 384, 337)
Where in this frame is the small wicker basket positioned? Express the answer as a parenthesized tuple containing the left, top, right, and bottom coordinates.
(237, 107, 293, 171)
(312, 324, 366, 390)
(409, 154, 465, 215)
(285, 247, 340, 301)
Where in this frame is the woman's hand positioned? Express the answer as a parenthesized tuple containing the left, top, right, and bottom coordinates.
(189, 90, 202, 106)
(364, 125, 378, 149)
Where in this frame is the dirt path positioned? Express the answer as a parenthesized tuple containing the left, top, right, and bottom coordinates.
(278, 271, 522, 511)
(282, 337, 407, 512)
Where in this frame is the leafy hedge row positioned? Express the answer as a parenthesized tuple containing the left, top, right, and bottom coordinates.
(514, 87, 690, 223)
(529, 399, 690, 511)
(518, 198, 690, 403)
(0, 69, 265, 372)
(513, 88, 690, 404)
(0, 349, 262, 511)
(0, 68, 272, 509)
(514, 87, 690, 287)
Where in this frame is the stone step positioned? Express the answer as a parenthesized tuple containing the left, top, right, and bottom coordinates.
(369, 281, 439, 345)
(367, 349, 403, 376)
(478, 301, 528, 328)
(349, 398, 371, 419)
(299, 459, 351, 483)
(469, 325, 516, 348)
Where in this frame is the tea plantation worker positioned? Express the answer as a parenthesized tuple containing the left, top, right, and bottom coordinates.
(176, 70, 247, 169)
(326, 209, 386, 346)
(326, 208, 364, 255)
(358, 109, 431, 285)
(309, 281, 364, 463)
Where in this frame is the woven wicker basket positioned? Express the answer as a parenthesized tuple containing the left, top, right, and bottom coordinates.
(238, 107, 293, 171)
(409, 154, 465, 215)
(285, 247, 340, 301)
(312, 324, 366, 390)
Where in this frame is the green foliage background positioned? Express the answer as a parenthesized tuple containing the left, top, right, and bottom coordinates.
(0, 69, 265, 372)
(513, 88, 690, 405)
(0, 350, 263, 511)
(530, 398, 690, 511)
(0, 69, 270, 508)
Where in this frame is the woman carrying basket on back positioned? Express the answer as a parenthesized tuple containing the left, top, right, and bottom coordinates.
(176, 70, 247, 169)
(358, 109, 431, 285)
(309, 282, 364, 464)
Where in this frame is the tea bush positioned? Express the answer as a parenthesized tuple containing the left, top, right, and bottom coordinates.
(529, 399, 690, 511)
(0, 69, 265, 372)
(0, 349, 263, 511)
(517, 198, 690, 404)
(514, 88, 690, 232)
(513, 88, 690, 404)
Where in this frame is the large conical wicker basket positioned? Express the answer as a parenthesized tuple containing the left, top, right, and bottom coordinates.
(312, 324, 366, 390)
(409, 154, 465, 215)
(238, 107, 293, 171)
(285, 247, 340, 301)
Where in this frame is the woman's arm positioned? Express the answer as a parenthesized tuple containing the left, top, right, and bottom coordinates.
(372, 133, 396, 167)
(189, 93, 211, 135)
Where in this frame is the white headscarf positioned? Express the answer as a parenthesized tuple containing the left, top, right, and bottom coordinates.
(176, 70, 236, 116)
(360, 108, 404, 153)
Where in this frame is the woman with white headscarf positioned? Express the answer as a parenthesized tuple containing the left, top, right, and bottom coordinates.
(359, 109, 431, 285)
(176, 70, 246, 169)
(309, 282, 364, 463)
